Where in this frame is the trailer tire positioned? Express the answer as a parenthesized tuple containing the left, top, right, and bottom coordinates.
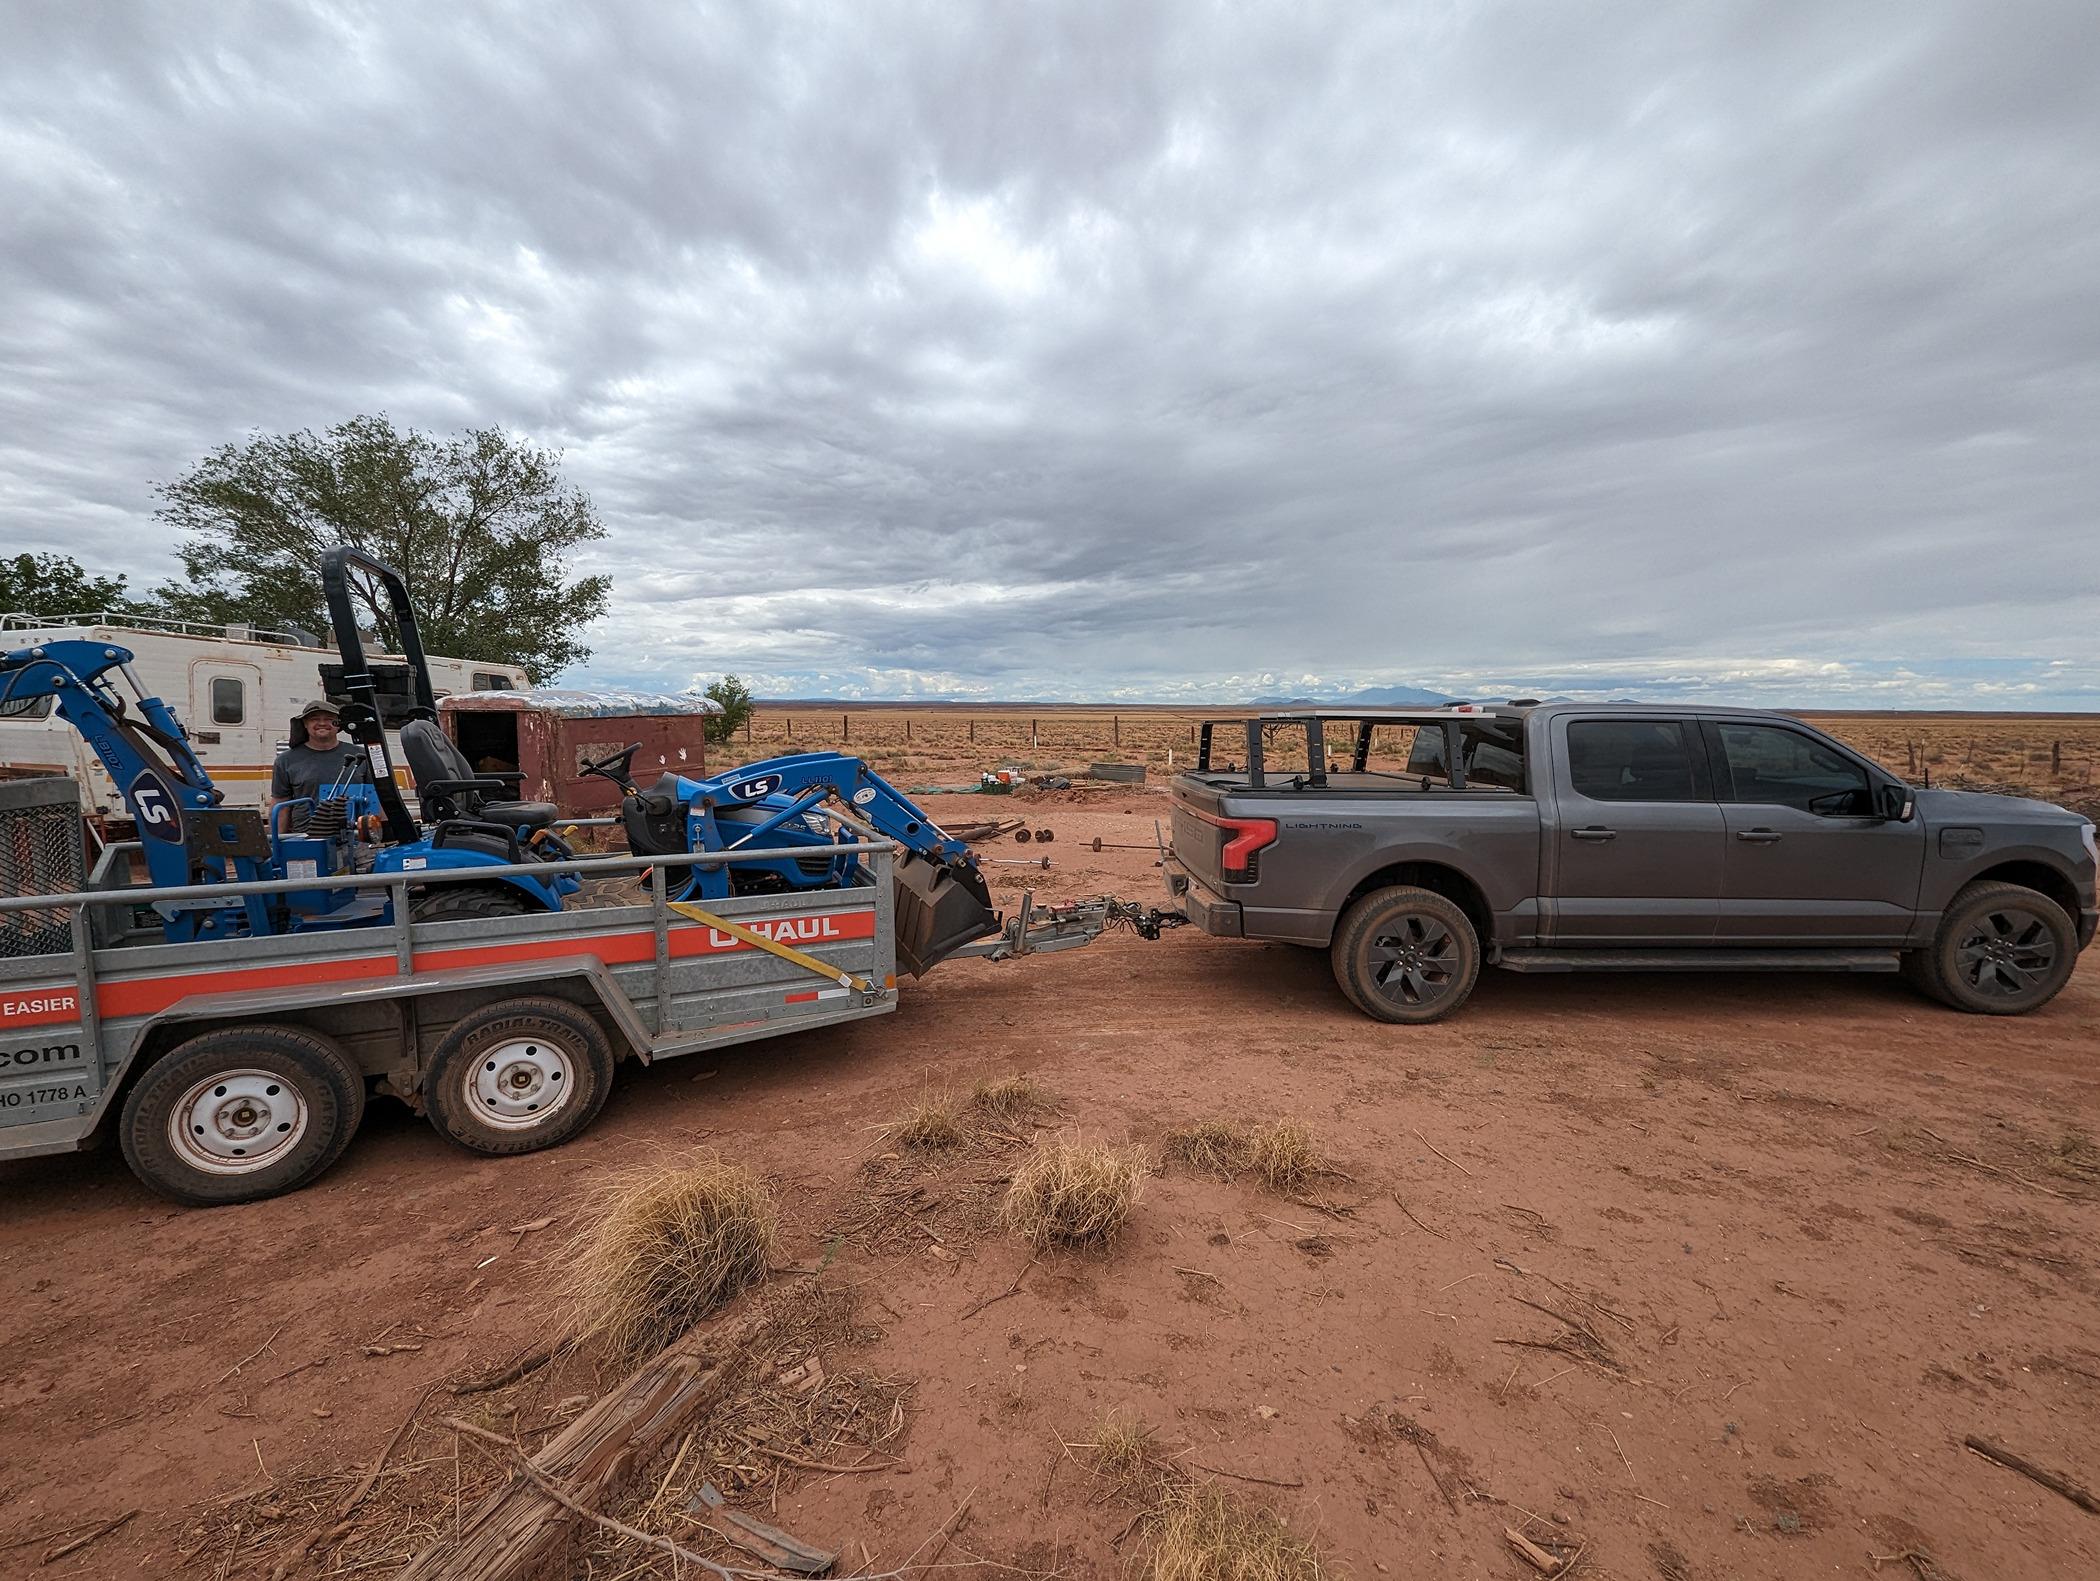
(1330, 885, 1481, 1024)
(425, 996, 615, 1156)
(120, 1024, 366, 1207)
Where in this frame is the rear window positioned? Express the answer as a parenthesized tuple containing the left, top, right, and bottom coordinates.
(1566, 719, 1700, 802)
(1403, 720, 1527, 789)
(0, 694, 55, 721)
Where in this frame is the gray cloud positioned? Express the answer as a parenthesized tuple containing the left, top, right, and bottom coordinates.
(3, 1, 2095, 705)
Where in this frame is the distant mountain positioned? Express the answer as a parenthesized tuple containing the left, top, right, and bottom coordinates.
(1250, 684, 1458, 706)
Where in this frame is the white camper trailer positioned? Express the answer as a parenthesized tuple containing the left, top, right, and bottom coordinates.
(0, 611, 525, 817)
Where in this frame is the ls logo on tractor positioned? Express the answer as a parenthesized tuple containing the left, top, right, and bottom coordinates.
(729, 774, 781, 800)
(129, 771, 183, 843)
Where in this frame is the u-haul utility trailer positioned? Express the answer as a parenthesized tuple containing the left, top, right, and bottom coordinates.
(0, 778, 1109, 1206)
(0, 610, 525, 815)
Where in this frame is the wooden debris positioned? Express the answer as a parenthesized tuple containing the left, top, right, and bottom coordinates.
(451, 1345, 557, 1396)
(1964, 1434, 2100, 1515)
(396, 1289, 798, 1577)
(1413, 1128, 1475, 1177)
(1392, 1195, 1447, 1238)
(1505, 1525, 1565, 1574)
(690, 1481, 837, 1575)
(341, 1384, 434, 1520)
(960, 1254, 1039, 1321)
(39, 1509, 136, 1566)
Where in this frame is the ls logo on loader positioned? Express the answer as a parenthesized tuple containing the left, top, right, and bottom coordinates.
(728, 774, 781, 801)
(129, 771, 183, 843)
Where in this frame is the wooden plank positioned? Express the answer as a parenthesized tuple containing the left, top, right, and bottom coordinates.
(394, 1293, 789, 1580)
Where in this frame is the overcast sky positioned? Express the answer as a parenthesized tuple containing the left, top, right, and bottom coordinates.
(4, 2, 2096, 706)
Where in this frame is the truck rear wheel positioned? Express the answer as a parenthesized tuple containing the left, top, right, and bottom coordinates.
(120, 1024, 366, 1207)
(1331, 886, 1481, 1024)
(1909, 881, 2075, 1016)
(425, 996, 615, 1156)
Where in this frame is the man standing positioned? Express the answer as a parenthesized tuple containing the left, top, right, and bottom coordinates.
(269, 699, 371, 832)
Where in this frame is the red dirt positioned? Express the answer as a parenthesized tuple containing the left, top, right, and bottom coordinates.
(3, 787, 2096, 1579)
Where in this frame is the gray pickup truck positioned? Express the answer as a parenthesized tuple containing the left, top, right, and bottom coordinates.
(1165, 703, 2098, 1023)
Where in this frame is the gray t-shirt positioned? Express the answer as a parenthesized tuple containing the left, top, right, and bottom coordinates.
(270, 742, 372, 824)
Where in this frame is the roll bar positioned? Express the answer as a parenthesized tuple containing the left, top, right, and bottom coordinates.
(318, 547, 433, 844)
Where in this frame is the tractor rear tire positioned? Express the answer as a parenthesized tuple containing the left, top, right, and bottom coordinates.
(424, 996, 616, 1156)
(412, 883, 536, 923)
(1330, 886, 1481, 1024)
(120, 1023, 365, 1206)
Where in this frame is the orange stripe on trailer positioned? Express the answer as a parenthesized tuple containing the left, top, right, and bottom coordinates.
(64, 907, 883, 1023)
(98, 953, 396, 1020)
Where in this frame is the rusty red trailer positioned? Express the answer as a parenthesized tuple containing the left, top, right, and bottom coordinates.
(439, 688, 720, 816)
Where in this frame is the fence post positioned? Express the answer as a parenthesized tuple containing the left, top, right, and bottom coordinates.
(843, 713, 850, 744)
(969, 719, 975, 743)
(1114, 714, 1120, 747)
(906, 718, 912, 743)
(786, 716, 792, 743)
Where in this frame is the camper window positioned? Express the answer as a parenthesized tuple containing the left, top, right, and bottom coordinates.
(472, 671, 510, 691)
(210, 677, 245, 725)
(0, 694, 55, 721)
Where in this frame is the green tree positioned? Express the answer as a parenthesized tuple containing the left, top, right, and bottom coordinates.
(702, 674, 754, 746)
(151, 414, 612, 681)
(0, 552, 136, 617)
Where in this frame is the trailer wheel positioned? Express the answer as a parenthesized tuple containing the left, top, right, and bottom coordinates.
(1330, 885, 1481, 1024)
(425, 996, 615, 1156)
(1909, 881, 2075, 1016)
(120, 1024, 366, 1207)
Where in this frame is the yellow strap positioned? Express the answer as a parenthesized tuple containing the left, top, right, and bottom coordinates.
(668, 901, 870, 993)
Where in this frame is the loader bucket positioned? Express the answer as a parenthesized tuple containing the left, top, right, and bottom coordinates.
(893, 852, 1000, 976)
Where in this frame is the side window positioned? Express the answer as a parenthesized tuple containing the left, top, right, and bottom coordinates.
(210, 677, 244, 725)
(472, 671, 510, 691)
(0, 694, 56, 720)
(1566, 720, 1700, 802)
(1712, 723, 1870, 814)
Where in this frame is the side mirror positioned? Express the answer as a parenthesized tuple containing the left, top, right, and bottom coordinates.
(1878, 782, 1916, 823)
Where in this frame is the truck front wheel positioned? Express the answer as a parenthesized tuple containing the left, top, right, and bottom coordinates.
(1331, 886, 1481, 1024)
(1908, 881, 2076, 1015)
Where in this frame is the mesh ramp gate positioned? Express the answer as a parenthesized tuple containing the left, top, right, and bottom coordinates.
(0, 778, 84, 960)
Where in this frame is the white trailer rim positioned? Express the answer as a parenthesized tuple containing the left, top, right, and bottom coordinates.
(169, 1068, 310, 1174)
(466, 1038, 575, 1129)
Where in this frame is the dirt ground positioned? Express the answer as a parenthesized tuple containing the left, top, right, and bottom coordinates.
(3, 783, 2097, 1580)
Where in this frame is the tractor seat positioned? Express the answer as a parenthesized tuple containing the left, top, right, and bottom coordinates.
(478, 799, 560, 830)
(400, 716, 558, 830)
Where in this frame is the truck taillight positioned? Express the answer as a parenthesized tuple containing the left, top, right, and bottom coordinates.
(1218, 815, 1277, 880)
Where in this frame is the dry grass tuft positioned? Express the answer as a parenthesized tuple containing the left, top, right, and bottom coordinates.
(968, 1073, 1051, 1128)
(563, 1153, 777, 1366)
(1246, 1120, 1321, 1196)
(1146, 1483, 1324, 1581)
(1081, 1412, 1167, 1492)
(1169, 1117, 1324, 1196)
(1168, 1118, 1252, 1178)
(1003, 1136, 1148, 1249)
(895, 1092, 967, 1151)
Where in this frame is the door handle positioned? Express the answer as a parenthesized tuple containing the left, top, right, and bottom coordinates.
(1571, 827, 1617, 842)
(1736, 829, 1782, 844)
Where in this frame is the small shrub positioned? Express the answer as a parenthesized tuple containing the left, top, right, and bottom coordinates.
(969, 1074, 1050, 1128)
(1082, 1412, 1166, 1492)
(1003, 1136, 1148, 1249)
(564, 1154, 776, 1366)
(1169, 1119, 1252, 1178)
(1168, 1117, 1323, 1196)
(896, 1093, 966, 1151)
(1246, 1120, 1321, 1196)
(1146, 1483, 1323, 1581)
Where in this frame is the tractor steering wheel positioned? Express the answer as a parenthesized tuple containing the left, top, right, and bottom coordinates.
(579, 742, 644, 792)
